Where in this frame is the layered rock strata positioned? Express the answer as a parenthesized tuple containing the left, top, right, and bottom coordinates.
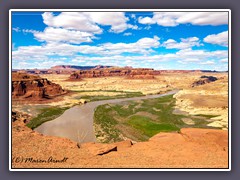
(12, 73, 66, 100)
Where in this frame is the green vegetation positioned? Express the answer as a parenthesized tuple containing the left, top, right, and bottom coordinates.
(94, 105, 122, 143)
(94, 94, 220, 143)
(74, 90, 144, 102)
(127, 115, 179, 137)
(111, 102, 138, 117)
(73, 89, 142, 93)
(26, 106, 69, 129)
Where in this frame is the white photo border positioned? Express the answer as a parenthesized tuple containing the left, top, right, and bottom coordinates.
(9, 9, 231, 171)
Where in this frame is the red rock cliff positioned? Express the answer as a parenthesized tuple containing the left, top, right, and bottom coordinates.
(69, 67, 161, 80)
(12, 73, 66, 100)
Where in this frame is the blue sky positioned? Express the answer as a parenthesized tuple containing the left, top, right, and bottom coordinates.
(11, 11, 229, 70)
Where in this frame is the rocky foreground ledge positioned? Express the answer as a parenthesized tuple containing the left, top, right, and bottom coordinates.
(12, 112, 228, 169)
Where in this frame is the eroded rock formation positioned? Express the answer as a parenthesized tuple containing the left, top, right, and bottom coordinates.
(12, 73, 66, 100)
(191, 76, 218, 87)
(12, 111, 31, 124)
(69, 67, 161, 80)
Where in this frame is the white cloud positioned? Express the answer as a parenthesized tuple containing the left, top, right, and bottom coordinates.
(12, 12, 229, 71)
(86, 12, 129, 33)
(123, 32, 132, 36)
(138, 16, 155, 24)
(12, 36, 161, 61)
(162, 37, 202, 49)
(42, 12, 134, 34)
(12, 43, 17, 51)
(138, 12, 228, 26)
(203, 31, 228, 47)
(13, 60, 66, 69)
(13, 35, 228, 65)
(12, 45, 228, 70)
(220, 58, 228, 63)
(108, 23, 128, 33)
(176, 48, 228, 59)
(42, 12, 102, 33)
(12, 27, 20, 32)
(12, 27, 40, 35)
(128, 24, 139, 30)
(33, 27, 94, 44)
(199, 60, 215, 65)
(70, 47, 226, 68)
(71, 54, 171, 65)
(152, 12, 179, 26)
(98, 36, 160, 55)
(175, 12, 228, 26)
(175, 48, 228, 66)
(131, 14, 136, 19)
(22, 29, 39, 34)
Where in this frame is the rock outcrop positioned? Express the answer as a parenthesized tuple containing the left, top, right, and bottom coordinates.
(69, 67, 160, 80)
(80, 142, 118, 155)
(12, 73, 66, 100)
(191, 76, 218, 87)
(12, 111, 31, 124)
(12, 113, 228, 168)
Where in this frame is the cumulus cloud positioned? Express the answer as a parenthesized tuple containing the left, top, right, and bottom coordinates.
(12, 11, 229, 70)
(12, 39, 228, 70)
(69, 48, 227, 69)
(12, 36, 161, 61)
(42, 12, 102, 33)
(128, 24, 139, 30)
(85, 12, 129, 33)
(21, 12, 140, 45)
(138, 16, 155, 25)
(176, 48, 228, 59)
(162, 37, 202, 49)
(138, 12, 228, 26)
(42, 12, 135, 34)
(203, 31, 228, 47)
(33, 27, 94, 44)
(87, 36, 159, 55)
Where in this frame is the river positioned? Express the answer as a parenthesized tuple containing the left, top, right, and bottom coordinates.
(34, 90, 178, 143)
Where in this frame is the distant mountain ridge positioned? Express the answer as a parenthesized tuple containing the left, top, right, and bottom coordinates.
(51, 65, 113, 70)
(12, 65, 114, 74)
(12, 65, 228, 75)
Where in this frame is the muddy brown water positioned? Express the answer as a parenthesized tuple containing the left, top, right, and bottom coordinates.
(35, 90, 179, 143)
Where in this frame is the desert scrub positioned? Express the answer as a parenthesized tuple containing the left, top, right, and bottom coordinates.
(94, 105, 122, 143)
(74, 90, 144, 102)
(26, 106, 69, 129)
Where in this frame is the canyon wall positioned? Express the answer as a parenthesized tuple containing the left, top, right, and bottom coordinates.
(69, 67, 161, 80)
(12, 73, 66, 100)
